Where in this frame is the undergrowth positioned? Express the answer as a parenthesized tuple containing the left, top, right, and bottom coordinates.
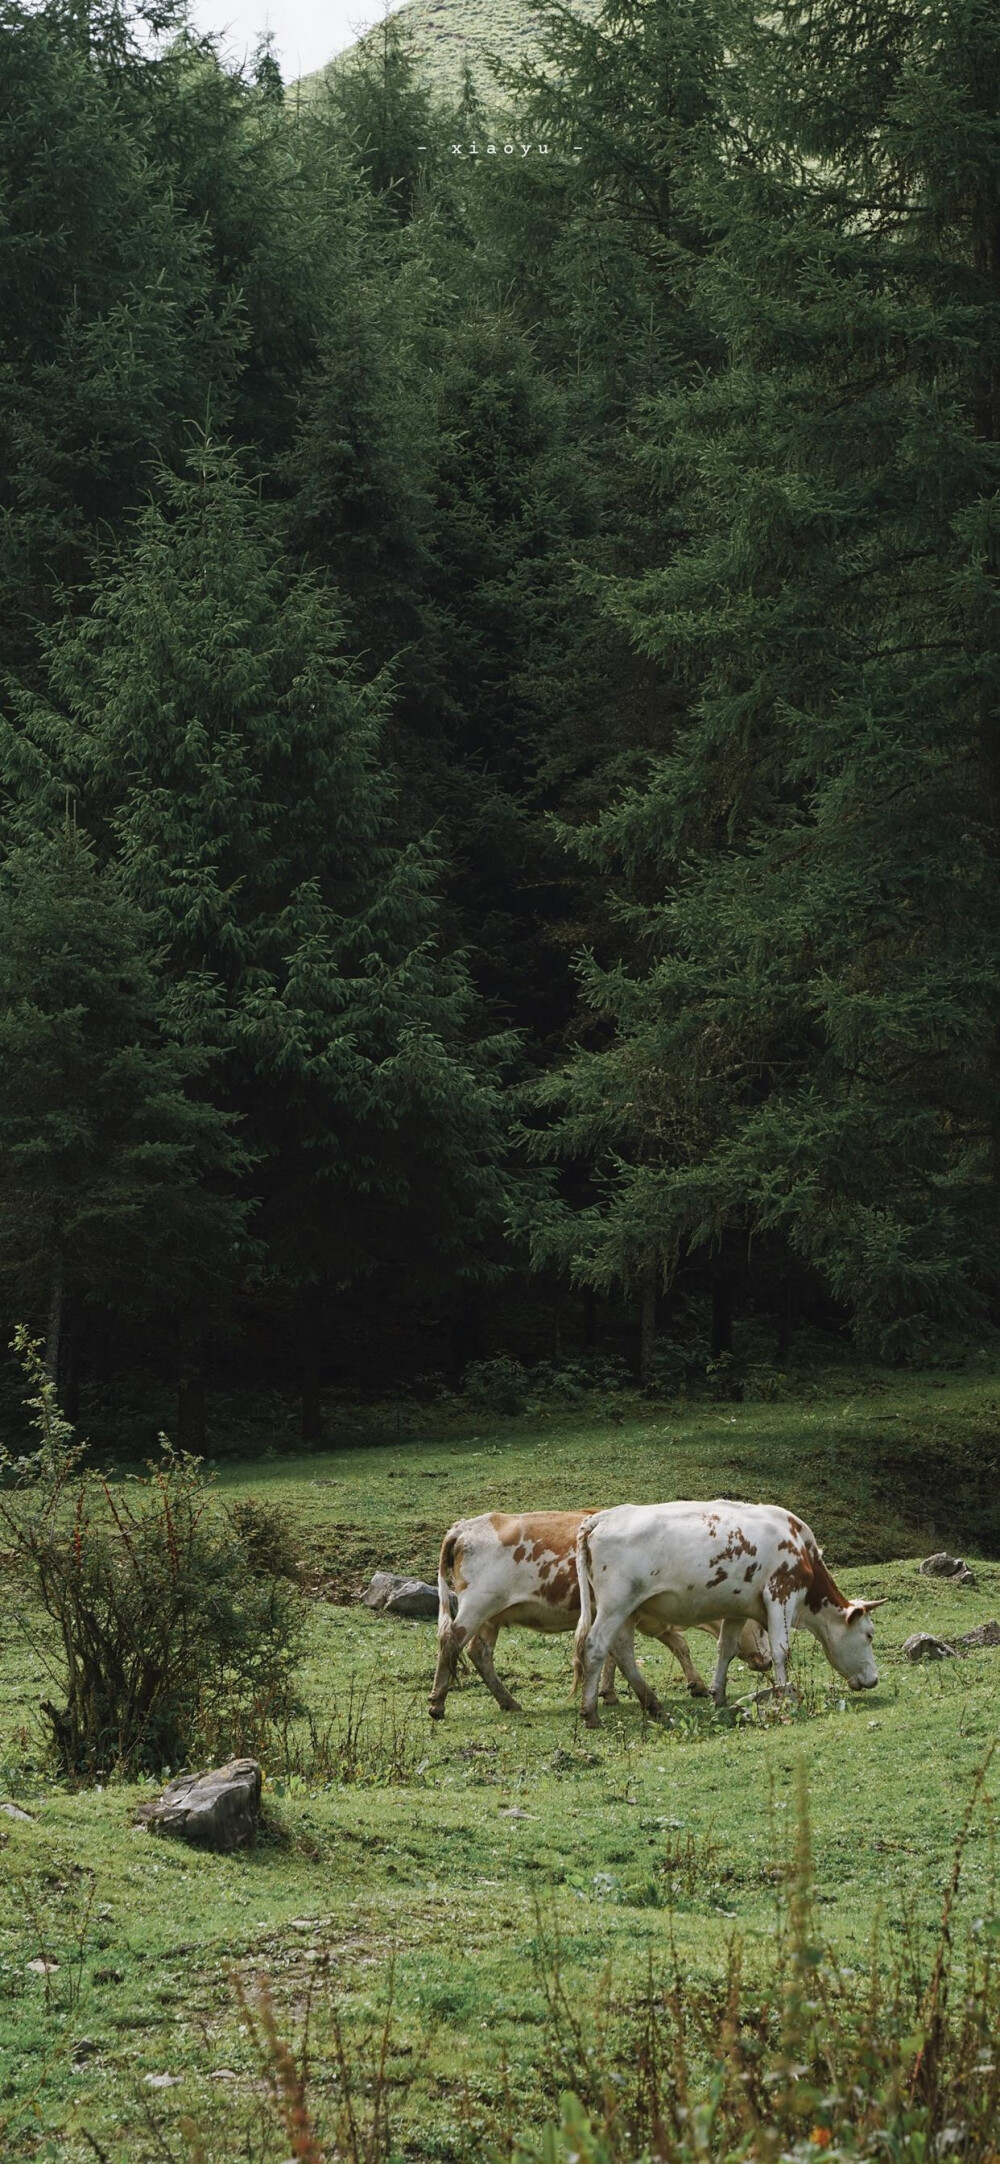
(158, 1749, 998, 2164)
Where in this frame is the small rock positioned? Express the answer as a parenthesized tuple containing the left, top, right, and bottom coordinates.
(918, 1553, 977, 1586)
(26, 1958, 58, 1974)
(903, 1632, 957, 1661)
(956, 1618, 1000, 1650)
(0, 1801, 34, 1822)
(134, 1759, 261, 1853)
(360, 1572, 445, 1619)
(498, 1806, 534, 1819)
(144, 2072, 183, 2089)
(209, 2069, 239, 2081)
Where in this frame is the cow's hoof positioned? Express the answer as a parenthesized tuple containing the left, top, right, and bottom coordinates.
(428, 1705, 445, 1721)
(687, 1681, 711, 1699)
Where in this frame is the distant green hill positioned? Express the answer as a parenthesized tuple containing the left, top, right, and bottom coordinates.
(296, 0, 598, 109)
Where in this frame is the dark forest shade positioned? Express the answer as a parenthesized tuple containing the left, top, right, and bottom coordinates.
(0, 0, 998, 1432)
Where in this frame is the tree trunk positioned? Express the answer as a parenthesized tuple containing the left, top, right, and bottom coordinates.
(301, 1343, 323, 1447)
(582, 1286, 597, 1351)
(553, 1280, 564, 1363)
(777, 1271, 797, 1362)
(450, 1290, 483, 1382)
(711, 1271, 734, 1357)
(638, 1272, 657, 1385)
(177, 1369, 206, 1452)
(60, 1296, 80, 1426)
(46, 1249, 64, 1388)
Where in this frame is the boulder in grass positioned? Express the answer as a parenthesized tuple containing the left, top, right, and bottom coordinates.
(918, 1553, 977, 1586)
(134, 1758, 261, 1851)
(361, 1571, 444, 1619)
(956, 1618, 1000, 1650)
(902, 1632, 957, 1662)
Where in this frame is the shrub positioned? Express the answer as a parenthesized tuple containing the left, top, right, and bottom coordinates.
(226, 1496, 303, 1580)
(463, 1355, 530, 1416)
(0, 1333, 306, 1775)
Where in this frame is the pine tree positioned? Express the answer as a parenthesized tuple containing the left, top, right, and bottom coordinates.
(0, 825, 248, 1411)
(530, 0, 1000, 1355)
(4, 441, 514, 1427)
(0, 0, 241, 673)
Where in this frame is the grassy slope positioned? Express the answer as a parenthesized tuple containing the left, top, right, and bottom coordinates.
(294, 0, 600, 108)
(1, 1374, 999, 2161)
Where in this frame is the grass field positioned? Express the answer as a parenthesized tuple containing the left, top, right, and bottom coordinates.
(1, 1371, 999, 2161)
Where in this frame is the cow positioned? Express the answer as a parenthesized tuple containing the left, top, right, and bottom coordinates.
(573, 1499, 883, 1727)
(428, 1509, 772, 1720)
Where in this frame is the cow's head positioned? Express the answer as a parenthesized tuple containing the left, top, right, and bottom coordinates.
(822, 1599, 883, 1690)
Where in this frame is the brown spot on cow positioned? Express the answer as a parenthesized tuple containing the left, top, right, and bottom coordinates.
(541, 1563, 578, 1611)
(803, 1543, 849, 1614)
(705, 1567, 728, 1589)
(512, 1543, 527, 1563)
(439, 1531, 468, 1595)
(710, 1528, 758, 1566)
(744, 1562, 757, 1582)
(768, 1554, 811, 1605)
(490, 1511, 590, 1555)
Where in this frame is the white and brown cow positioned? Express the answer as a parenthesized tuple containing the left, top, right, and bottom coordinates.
(573, 1499, 883, 1726)
(428, 1509, 772, 1720)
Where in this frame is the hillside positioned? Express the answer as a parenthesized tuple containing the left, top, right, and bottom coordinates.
(296, 0, 599, 109)
(2, 1380, 999, 2155)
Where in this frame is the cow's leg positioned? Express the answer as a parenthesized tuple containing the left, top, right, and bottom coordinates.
(658, 1626, 710, 1698)
(609, 1624, 662, 1716)
(708, 1619, 743, 1707)
(429, 1593, 496, 1719)
(576, 1607, 634, 1728)
(762, 1597, 795, 1692)
(600, 1653, 620, 1704)
(466, 1622, 522, 1713)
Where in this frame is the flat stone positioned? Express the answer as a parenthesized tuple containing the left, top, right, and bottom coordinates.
(0, 1801, 34, 1822)
(956, 1618, 1000, 1650)
(361, 1572, 443, 1619)
(134, 1758, 262, 1852)
(902, 1632, 957, 1661)
(918, 1553, 977, 1585)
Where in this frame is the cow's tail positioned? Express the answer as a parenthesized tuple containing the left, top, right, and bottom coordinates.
(438, 1526, 461, 1639)
(573, 1515, 598, 1693)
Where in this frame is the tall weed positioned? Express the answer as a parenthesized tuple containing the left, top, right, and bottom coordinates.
(0, 1333, 306, 1775)
(167, 1753, 997, 2164)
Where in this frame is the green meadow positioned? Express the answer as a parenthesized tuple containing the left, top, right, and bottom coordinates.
(1, 1373, 998, 2161)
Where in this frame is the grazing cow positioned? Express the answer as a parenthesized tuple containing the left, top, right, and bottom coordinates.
(428, 1510, 772, 1720)
(573, 1499, 883, 1726)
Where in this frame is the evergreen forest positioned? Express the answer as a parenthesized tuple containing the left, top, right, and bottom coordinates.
(2, 0, 999, 1445)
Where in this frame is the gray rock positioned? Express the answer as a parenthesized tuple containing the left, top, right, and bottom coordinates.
(956, 1618, 1000, 1650)
(134, 1758, 261, 1852)
(918, 1553, 977, 1586)
(0, 1800, 34, 1822)
(902, 1632, 957, 1661)
(361, 1571, 444, 1619)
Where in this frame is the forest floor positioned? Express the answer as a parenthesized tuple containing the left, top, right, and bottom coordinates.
(1, 1369, 999, 2161)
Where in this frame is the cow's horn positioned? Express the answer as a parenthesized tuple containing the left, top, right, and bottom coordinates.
(858, 1597, 888, 1612)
